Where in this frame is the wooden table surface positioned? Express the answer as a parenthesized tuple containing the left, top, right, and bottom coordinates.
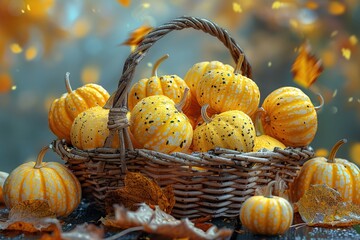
(1, 200, 360, 239)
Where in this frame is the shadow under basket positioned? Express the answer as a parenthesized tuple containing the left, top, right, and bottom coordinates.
(51, 16, 314, 219)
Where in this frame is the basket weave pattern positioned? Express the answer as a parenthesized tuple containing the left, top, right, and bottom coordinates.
(52, 16, 314, 219)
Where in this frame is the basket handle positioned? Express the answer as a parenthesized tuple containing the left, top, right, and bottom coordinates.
(112, 16, 252, 108)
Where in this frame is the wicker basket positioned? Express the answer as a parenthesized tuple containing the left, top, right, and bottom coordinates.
(52, 16, 314, 219)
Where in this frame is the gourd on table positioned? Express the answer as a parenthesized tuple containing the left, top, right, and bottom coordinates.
(48, 72, 110, 143)
(240, 180, 293, 235)
(290, 139, 360, 204)
(2, 146, 82, 217)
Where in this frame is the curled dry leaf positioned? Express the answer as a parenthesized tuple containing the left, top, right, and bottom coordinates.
(0, 199, 57, 232)
(105, 172, 175, 214)
(101, 203, 233, 240)
(291, 41, 324, 88)
(40, 221, 103, 240)
(297, 184, 360, 227)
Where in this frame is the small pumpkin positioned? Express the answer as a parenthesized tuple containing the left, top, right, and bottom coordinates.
(290, 139, 360, 204)
(3, 146, 81, 217)
(196, 56, 260, 116)
(193, 104, 255, 152)
(130, 89, 193, 153)
(240, 181, 293, 235)
(0, 171, 9, 203)
(128, 54, 192, 114)
(253, 108, 286, 152)
(48, 72, 110, 143)
(184, 60, 234, 117)
(260, 87, 323, 147)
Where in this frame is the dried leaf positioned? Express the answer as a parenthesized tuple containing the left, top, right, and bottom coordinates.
(101, 203, 233, 240)
(291, 42, 324, 88)
(41, 222, 103, 240)
(0, 199, 57, 232)
(105, 172, 175, 214)
(122, 25, 153, 52)
(0, 73, 13, 94)
(297, 184, 360, 227)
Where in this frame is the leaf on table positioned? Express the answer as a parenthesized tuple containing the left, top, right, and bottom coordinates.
(297, 184, 360, 227)
(105, 172, 175, 214)
(0, 199, 57, 232)
(101, 203, 233, 240)
(40, 222, 104, 240)
(121, 25, 153, 52)
(291, 41, 324, 88)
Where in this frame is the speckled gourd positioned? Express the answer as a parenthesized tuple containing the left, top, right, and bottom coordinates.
(128, 54, 192, 114)
(253, 108, 286, 152)
(290, 139, 360, 204)
(2, 146, 81, 217)
(130, 89, 193, 153)
(184, 60, 234, 117)
(260, 86, 323, 147)
(48, 72, 110, 143)
(240, 181, 293, 235)
(193, 104, 255, 152)
(196, 56, 260, 116)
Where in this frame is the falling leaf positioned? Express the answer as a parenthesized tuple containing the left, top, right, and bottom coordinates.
(349, 35, 358, 46)
(25, 46, 38, 61)
(81, 65, 100, 84)
(297, 184, 360, 227)
(332, 89, 338, 98)
(350, 142, 360, 166)
(342, 48, 351, 60)
(122, 25, 153, 52)
(105, 172, 175, 214)
(101, 203, 233, 240)
(328, 1, 346, 15)
(331, 30, 338, 37)
(0, 199, 57, 232)
(232, 2, 242, 13)
(0, 73, 13, 93)
(10, 43, 23, 54)
(291, 42, 324, 88)
(118, 0, 131, 7)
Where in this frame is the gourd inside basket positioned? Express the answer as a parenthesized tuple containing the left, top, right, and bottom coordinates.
(52, 16, 314, 219)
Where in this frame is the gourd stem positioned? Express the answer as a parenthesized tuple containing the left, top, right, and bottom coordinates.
(65, 72, 72, 93)
(265, 180, 277, 198)
(328, 139, 347, 163)
(314, 93, 324, 112)
(234, 54, 245, 74)
(254, 107, 266, 137)
(201, 104, 212, 124)
(34, 146, 50, 169)
(175, 88, 189, 112)
(151, 54, 169, 77)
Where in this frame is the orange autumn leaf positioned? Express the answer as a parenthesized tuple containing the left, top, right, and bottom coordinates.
(297, 184, 360, 227)
(105, 172, 175, 214)
(40, 223, 104, 240)
(0, 199, 57, 232)
(122, 25, 153, 52)
(291, 42, 324, 88)
(0, 73, 13, 93)
(117, 0, 131, 7)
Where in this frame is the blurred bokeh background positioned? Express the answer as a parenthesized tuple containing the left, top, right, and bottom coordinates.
(0, 0, 359, 173)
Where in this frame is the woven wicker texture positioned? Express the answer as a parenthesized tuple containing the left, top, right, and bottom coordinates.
(52, 16, 314, 219)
